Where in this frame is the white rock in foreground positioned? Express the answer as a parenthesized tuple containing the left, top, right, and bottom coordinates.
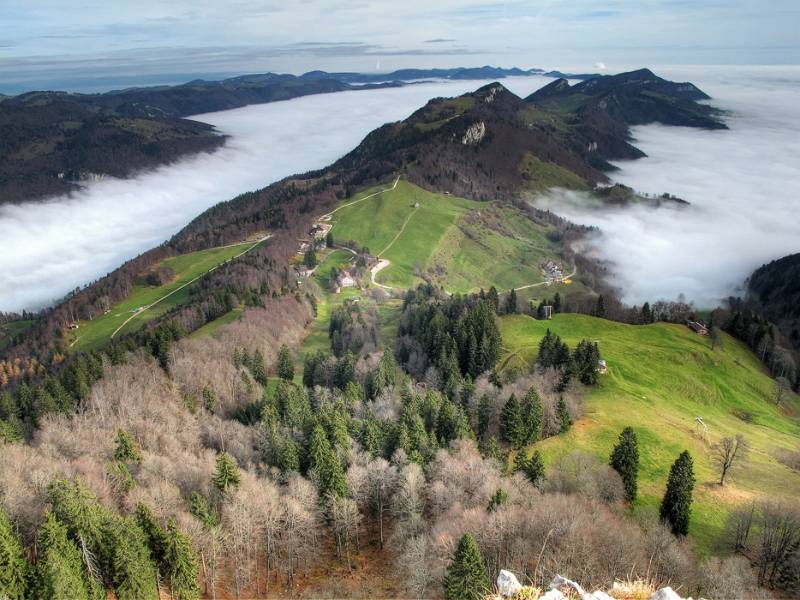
(649, 587, 683, 600)
(497, 569, 523, 597)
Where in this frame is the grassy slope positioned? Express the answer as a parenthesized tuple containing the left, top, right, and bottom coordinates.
(329, 180, 560, 292)
(187, 307, 244, 340)
(72, 241, 261, 351)
(500, 313, 800, 553)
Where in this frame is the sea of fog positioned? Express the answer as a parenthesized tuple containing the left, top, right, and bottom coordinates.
(0, 77, 546, 312)
(2, 67, 799, 312)
(535, 65, 800, 308)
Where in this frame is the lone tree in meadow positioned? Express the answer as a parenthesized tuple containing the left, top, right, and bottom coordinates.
(505, 288, 518, 315)
(712, 434, 748, 486)
(443, 533, 489, 600)
(609, 427, 639, 503)
(660, 450, 695, 536)
(277, 344, 294, 381)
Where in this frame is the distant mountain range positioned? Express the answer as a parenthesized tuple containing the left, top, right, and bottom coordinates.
(0, 66, 598, 205)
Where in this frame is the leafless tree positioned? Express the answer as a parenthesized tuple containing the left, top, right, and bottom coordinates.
(329, 495, 362, 570)
(712, 434, 748, 485)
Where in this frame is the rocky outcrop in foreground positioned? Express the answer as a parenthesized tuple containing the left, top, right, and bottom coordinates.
(494, 570, 691, 600)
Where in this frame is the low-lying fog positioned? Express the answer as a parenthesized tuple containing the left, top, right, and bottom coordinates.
(2, 68, 798, 313)
(535, 66, 800, 308)
(0, 77, 543, 312)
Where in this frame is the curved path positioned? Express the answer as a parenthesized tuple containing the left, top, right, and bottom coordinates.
(109, 235, 271, 340)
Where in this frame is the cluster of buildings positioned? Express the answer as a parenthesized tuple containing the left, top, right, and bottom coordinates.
(542, 260, 565, 284)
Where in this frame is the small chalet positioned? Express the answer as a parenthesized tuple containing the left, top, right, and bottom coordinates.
(686, 321, 709, 336)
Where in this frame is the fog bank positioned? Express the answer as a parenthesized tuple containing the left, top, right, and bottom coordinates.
(535, 66, 800, 308)
(0, 77, 545, 312)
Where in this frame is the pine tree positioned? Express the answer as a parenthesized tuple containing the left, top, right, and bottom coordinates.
(482, 436, 501, 461)
(277, 345, 294, 381)
(499, 394, 523, 447)
(556, 396, 572, 432)
(135, 503, 167, 565)
(114, 428, 142, 465)
(212, 452, 241, 494)
(520, 387, 543, 444)
(595, 294, 606, 318)
(443, 533, 489, 600)
(513, 451, 529, 473)
(202, 386, 218, 413)
(524, 450, 545, 489)
(163, 518, 200, 600)
(0, 506, 29, 600)
(325, 231, 334, 248)
(660, 450, 695, 536)
(34, 512, 101, 600)
(609, 427, 639, 503)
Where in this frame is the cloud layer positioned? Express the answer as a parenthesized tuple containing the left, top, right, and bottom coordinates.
(0, 77, 546, 312)
(535, 66, 800, 307)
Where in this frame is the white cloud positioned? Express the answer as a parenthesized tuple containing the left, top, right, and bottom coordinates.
(0, 76, 547, 312)
(534, 66, 800, 308)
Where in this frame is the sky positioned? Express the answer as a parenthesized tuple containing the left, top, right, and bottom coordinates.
(1, 1, 799, 93)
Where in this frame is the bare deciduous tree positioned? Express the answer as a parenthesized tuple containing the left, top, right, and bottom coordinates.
(712, 434, 748, 485)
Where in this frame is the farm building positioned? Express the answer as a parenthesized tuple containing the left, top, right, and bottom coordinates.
(686, 321, 709, 335)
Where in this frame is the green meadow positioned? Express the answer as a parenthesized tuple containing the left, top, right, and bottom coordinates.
(71, 240, 264, 351)
(499, 313, 800, 553)
(329, 180, 561, 292)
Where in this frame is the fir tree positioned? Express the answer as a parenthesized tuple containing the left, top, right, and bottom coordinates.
(595, 294, 606, 318)
(609, 427, 639, 503)
(135, 503, 167, 565)
(486, 488, 509, 513)
(524, 450, 545, 489)
(505, 288, 518, 314)
(520, 386, 543, 444)
(325, 231, 334, 248)
(443, 533, 489, 600)
(303, 245, 317, 268)
(513, 450, 529, 474)
(477, 394, 492, 440)
(101, 515, 159, 600)
(212, 452, 241, 494)
(163, 518, 200, 600)
(482, 436, 501, 461)
(499, 394, 523, 447)
(251, 349, 268, 385)
(201, 386, 218, 413)
(556, 396, 572, 432)
(308, 425, 349, 498)
(114, 428, 142, 465)
(660, 450, 695, 536)
(277, 344, 294, 381)
(34, 512, 101, 600)
(0, 506, 29, 600)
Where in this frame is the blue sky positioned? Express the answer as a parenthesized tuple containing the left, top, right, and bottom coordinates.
(1, 0, 798, 92)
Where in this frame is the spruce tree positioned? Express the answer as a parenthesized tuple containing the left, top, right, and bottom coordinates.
(609, 427, 639, 503)
(114, 428, 142, 465)
(513, 450, 529, 473)
(524, 450, 545, 489)
(251, 349, 268, 385)
(520, 386, 543, 444)
(212, 452, 241, 494)
(163, 518, 200, 600)
(101, 515, 159, 600)
(486, 489, 508, 513)
(477, 394, 492, 440)
(308, 425, 349, 498)
(660, 450, 695, 536)
(505, 288, 518, 314)
(277, 345, 294, 381)
(499, 394, 523, 447)
(0, 506, 29, 600)
(34, 512, 98, 600)
(443, 533, 489, 600)
(556, 396, 572, 433)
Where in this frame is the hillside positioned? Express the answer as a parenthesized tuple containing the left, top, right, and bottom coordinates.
(335, 69, 723, 202)
(748, 252, 800, 350)
(499, 313, 800, 552)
